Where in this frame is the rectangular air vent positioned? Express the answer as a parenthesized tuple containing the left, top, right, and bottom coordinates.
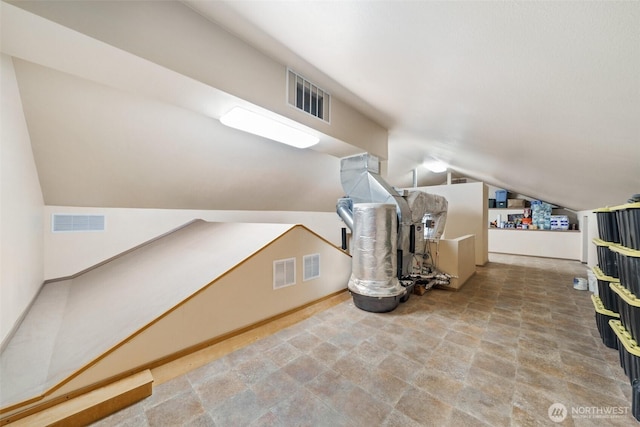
(287, 69, 330, 123)
(273, 258, 296, 289)
(303, 254, 320, 281)
(52, 214, 105, 232)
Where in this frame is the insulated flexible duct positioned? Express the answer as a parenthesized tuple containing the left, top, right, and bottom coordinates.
(347, 203, 405, 299)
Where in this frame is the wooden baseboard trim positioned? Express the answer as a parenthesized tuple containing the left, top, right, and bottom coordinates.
(5, 370, 152, 427)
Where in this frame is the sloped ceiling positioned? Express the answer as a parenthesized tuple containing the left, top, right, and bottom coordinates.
(13, 59, 342, 211)
(3, 0, 640, 212)
(186, 0, 640, 211)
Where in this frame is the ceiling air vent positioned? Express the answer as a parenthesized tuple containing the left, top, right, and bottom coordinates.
(287, 69, 330, 123)
(273, 258, 296, 289)
(303, 254, 320, 281)
(52, 214, 105, 232)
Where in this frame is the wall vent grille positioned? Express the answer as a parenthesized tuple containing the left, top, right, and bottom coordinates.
(52, 214, 105, 232)
(287, 69, 330, 123)
(273, 258, 296, 289)
(303, 254, 320, 281)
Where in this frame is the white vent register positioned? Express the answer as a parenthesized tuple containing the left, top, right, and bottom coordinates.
(52, 214, 105, 232)
(287, 69, 330, 123)
(273, 258, 296, 289)
(303, 254, 320, 281)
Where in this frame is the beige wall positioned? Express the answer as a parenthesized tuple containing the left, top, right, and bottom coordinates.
(43, 206, 346, 280)
(0, 54, 45, 345)
(412, 182, 489, 265)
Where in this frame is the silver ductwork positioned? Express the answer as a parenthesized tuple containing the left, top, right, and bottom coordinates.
(337, 153, 449, 312)
(348, 203, 406, 312)
(339, 153, 413, 275)
(336, 197, 354, 231)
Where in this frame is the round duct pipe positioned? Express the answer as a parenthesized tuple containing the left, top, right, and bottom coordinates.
(348, 203, 406, 312)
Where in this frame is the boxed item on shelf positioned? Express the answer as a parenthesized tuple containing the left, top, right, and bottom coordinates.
(610, 283, 640, 343)
(594, 207, 621, 243)
(593, 266, 620, 312)
(495, 189, 507, 202)
(531, 201, 552, 230)
(610, 245, 640, 295)
(550, 215, 569, 230)
(507, 199, 526, 208)
(591, 295, 619, 349)
(612, 203, 640, 250)
(593, 238, 619, 279)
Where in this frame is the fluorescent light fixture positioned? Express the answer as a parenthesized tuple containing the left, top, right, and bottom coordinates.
(220, 107, 319, 149)
(423, 160, 448, 173)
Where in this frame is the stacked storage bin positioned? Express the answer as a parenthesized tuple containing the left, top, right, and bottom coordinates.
(595, 202, 640, 421)
(594, 207, 621, 244)
(592, 294, 619, 349)
(610, 283, 640, 344)
(495, 189, 507, 208)
(612, 203, 640, 250)
(593, 266, 620, 314)
(609, 320, 640, 401)
(592, 207, 621, 349)
(593, 238, 619, 278)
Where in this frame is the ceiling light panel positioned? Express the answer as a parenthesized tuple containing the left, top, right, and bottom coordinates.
(220, 107, 319, 149)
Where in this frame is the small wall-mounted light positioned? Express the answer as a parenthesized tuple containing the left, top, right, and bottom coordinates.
(220, 107, 319, 149)
(423, 160, 448, 173)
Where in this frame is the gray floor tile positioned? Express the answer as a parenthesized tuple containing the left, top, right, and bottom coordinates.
(90, 254, 640, 426)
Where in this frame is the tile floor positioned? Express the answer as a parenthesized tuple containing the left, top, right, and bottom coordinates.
(91, 254, 637, 426)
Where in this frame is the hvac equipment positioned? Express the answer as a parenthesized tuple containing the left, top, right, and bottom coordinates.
(336, 153, 449, 312)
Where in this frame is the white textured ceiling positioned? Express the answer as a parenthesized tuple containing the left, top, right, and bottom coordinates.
(187, 0, 640, 210)
(3, 0, 639, 212)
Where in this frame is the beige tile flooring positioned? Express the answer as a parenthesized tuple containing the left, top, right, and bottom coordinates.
(91, 254, 637, 426)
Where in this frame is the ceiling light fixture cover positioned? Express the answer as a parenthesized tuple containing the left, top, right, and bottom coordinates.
(423, 160, 448, 173)
(220, 107, 319, 149)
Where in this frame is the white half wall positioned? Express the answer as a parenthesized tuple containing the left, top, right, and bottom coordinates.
(0, 54, 45, 345)
(488, 229, 582, 260)
(43, 206, 346, 280)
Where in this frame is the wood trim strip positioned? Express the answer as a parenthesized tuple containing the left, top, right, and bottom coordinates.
(4, 371, 153, 427)
(294, 223, 351, 255)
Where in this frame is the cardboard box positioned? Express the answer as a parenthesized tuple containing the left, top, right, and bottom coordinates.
(508, 199, 526, 208)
